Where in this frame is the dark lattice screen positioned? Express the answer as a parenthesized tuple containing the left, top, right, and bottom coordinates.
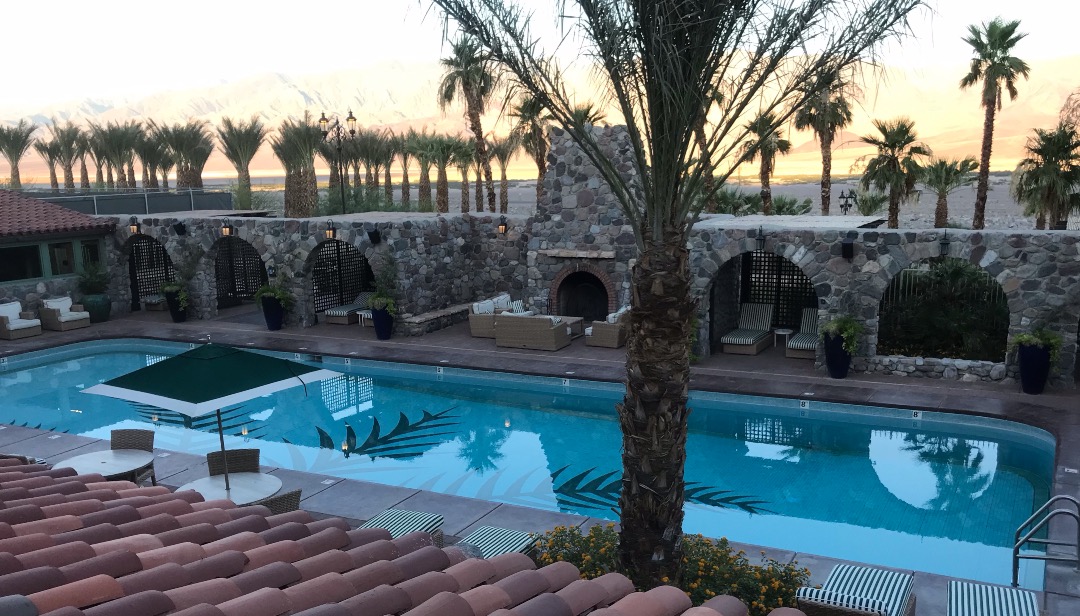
(740, 250, 815, 329)
(321, 375, 375, 413)
(742, 417, 808, 447)
(215, 237, 268, 309)
(128, 236, 174, 310)
(311, 240, 376, 313)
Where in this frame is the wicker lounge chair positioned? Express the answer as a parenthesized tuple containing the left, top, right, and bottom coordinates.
(110, 429, 156, 486)
(40, 296, 91, 332)
(786, 307, 819, 359)
(720, 303, 774, 355)
(946, 580, 1038, 616)
(796, 564, 915, 616)
(0, 300, 42, 340)
(457, 525, 538, 558)
(324, 291, 376, 325)
(494, 313, 580, 351)
(468, 293, 515, 338)
(254, 488, 303, 515)
(360, 508, 444, 547)
(206, 448, 261, 475)
(586, 308, 629, 349)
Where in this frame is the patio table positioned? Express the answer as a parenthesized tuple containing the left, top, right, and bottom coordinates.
(177, 472, 282, 506)
(54, 449, 155, 480)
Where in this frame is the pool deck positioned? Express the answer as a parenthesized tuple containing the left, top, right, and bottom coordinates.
(2, 308, 1078, 615)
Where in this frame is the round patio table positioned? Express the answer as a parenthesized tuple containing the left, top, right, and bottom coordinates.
(54, 449, 154, 480)
(177, 472, 282, 506)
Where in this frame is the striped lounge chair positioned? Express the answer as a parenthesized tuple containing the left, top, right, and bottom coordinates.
(324, 291, 376, 325)
(796, 564, 915, 616)
(947, 581, 1039, 616)
(457, 525, 538, 559)
(787, 307, 820, 359)
(360, 508, 445, 547)
(720, 303, 774, 355)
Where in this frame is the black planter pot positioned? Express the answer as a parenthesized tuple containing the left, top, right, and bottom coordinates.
(80, 294, 111, 323)
(1017, 344, 1051, 395)
(371, 308, 393, 340)
(823, 333, 851, 379)
(261, 297, 285, 331)
(163, 291, 188, 323)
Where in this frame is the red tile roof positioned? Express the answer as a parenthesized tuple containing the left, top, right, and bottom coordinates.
(0, 189, 115, 240)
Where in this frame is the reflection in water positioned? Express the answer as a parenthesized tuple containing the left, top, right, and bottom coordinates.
(870, 431, 997, 510)
(456, 427, 509, 473)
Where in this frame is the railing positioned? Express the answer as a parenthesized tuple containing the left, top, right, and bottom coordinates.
(16, 189, 233, 216)
(1012, 494, 1080, 587)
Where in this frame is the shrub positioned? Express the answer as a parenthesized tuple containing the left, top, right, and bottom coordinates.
(533, 525, 810, 616)
(820, 315, 864, 355)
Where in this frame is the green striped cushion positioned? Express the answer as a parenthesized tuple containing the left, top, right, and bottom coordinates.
(787, 332, 818, 351)
(799, 307, 818, 335)
(947, 581, 1038, 616)
(325, 304, 363, 317)
(822, 564, 913, 616)
(458, 525, 537, 559)
(360, 508, 443, 538)
(738, 303, 774, 331)
(796, 587, 888, 615)
(720, 328, 769, 345)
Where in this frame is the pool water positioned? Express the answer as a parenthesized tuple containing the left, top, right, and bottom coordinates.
(0, 340, 1053, 587)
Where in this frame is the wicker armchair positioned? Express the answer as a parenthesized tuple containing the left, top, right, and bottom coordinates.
(110, 429, 156, 485)
(206, 448, 261, 476)
(254, 489, 302, 515)
(40, 297, 91, 332)
(0, 300, 42, 340)
(586, 312, 628, 349)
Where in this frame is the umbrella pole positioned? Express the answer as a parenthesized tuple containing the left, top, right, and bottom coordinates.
(216, 409, 230, 491)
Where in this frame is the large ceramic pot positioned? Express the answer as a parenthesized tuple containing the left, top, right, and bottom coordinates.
(163, 290, 187, 323)
(261, 296, 285, 331)
(371, 308, 393, 340)
(1017, 344, 1051, 395)
(80, 294, 111, 323)
(823, 333, 851, 379)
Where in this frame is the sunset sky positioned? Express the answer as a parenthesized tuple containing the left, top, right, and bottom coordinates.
(3, 0, 1079, 180)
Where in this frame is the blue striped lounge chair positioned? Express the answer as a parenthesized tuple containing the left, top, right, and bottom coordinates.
(324, 291, 377, 325)
(457, 525, 538, 559)
(787, 307, 820, 359)
(359, 508, 445, 547)
(947, 581, 1038, 616)
(720, 303, 774, 355)
(796, 564, 915, 616)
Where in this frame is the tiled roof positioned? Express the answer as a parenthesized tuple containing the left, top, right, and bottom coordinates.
(0, 454, 784, 616)
(0, 190, 115, 240)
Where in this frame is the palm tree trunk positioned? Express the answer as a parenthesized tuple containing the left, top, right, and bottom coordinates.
(80, 159, 90, 189)
(373, 165, 381, 192)
(147, 166, 159, 190)
(115, 164, 126, 189)
(419, 165, 432, 212)
(888, 189, 901, 229)
(237, 168, 252, 210)
(499, 165, 509, 214)
(474, 164, 483, 211)
(127, 161, 137, 188)
(48, 165, 59, 193)
(693, 123, 715, 213)
(63, 164, 75, 192)
(353, 163, 361, 189)
(384, 167, 392, 205)
(820, 132, 833, 216)
(304, 167, 317, 218)
(973, 103, 997, 230)
(533, 141, 546, 205)
(436, 166, 449, 214)
(934, 193, 948, 228)
(94, 163, 103, 187)
(106, 165, 115, 189)
(460, 166, 470, 214)
(400, 164, 410, 209)
(8, 164, 21, 190)
(161, 169, 170, 190)
(618, 230, 691, 589)
(760, 157, 773, 215)
(142, 166, 151, 191)
(328, 164, 340, 210)
(466, 95, 497, 212)
(1035, 213, 1046, 230)
(283, 168, 299, 217)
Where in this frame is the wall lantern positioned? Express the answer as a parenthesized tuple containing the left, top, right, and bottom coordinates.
(939, 229, 951, 257)
(221, 218, 235, 237)
(756, 226, 766, 251)
(325, 219, 337, 240)
(128, 216, 141, 235)
(368, 229, 382, 245)
(497, 216, 507, 235)
(342, 441, 350, 459)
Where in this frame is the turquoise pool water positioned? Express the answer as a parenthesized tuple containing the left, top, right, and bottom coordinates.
(0, 339, 1053, 587)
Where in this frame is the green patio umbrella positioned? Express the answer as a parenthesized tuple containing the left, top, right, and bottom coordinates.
(83, 343, 340, 490)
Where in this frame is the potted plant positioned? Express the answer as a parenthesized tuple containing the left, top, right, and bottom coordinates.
(254, 280, 294, 331)
(160, 280, 190, 323)
(820, 315, 864, 379)
(77, 263, 111, 322)
(369, 295, 396, 340)
(1011, 328, 1061, 395)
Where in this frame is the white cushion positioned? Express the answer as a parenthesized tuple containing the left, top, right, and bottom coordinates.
(7, 318, 40, 330)
(512, 310, 535, 317)
(585, 326, 593, 336)
(548, 316, 563, 325)
(472, 299, 495, 315)
(0, 301, 22, 320)
(59, 311, 90, 322)
(607, 306, 630, 324)
(44, 297, 74, 312)
(492, 294, 512, 310)
(510, 299, 524, 313)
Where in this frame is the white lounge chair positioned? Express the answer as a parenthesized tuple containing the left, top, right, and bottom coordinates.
(40, 296, 91, 332)
(0, 300, 42, 340)
(947, 580, 1038, 616)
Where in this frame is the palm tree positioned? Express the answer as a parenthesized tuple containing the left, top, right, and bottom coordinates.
(692, 88, 724, 212)
(0, 119, 37, 189)
(270, 118, 321, 218)
(377, 132, 395, 206)
(438, 35, 498, 213)
(858, 118, 932, 228)
(510, 94, 550, 203)
(75, 132, 91, 189)
(489, 134, 519, 213)
(1010, 121, 1080, 230)
(434, 0, 923, 587)
(1063, 87, 1080, 125)
(216, 116, 268, 210)
(157, 121, 214, 189)
(396, 132, 413, 209)
(33, 138, 61, 192)
(47, 120, 82, 192)
(923, 157, 978, 227)
(960, 18, 1030, 230)
(742, 111, 791, 215)
(570, 103, 606, 125)
(134, 130, 168, 190)
(407, 130, 435, 212)
(794, 74, 854, 215)
(427, 134, 459, 214)
(451, 137, 474, 213)
(85, 124, 108, 187)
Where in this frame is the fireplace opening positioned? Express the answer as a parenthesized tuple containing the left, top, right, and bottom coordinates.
(557, 272, 609, 323)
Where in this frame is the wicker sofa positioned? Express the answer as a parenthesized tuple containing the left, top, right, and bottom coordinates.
(0, 300, 42, 340)
(40, 297, 91, 332)
(494, 313, 576, 351)
(468, 293, 517, 338)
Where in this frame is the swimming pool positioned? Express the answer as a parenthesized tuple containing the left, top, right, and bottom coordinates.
(0, 339, 1053, 587)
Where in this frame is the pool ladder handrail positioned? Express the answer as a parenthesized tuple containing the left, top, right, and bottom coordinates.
(1012, 494, 1080, 587)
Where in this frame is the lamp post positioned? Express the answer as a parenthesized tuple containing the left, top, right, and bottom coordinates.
(318, 111, 357, 216)
(838, 190, 852, 215)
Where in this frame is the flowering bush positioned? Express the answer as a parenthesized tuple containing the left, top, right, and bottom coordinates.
(533, 525, 810, 616)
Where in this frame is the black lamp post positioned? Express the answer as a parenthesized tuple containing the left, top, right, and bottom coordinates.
(838, 190, 853, 215)
(318, 111, 357, 216)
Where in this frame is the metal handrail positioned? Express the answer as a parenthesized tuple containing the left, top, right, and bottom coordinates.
(1012, 495, 1080, 587)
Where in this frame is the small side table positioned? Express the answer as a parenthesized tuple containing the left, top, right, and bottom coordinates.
(773, 328, 794, 348)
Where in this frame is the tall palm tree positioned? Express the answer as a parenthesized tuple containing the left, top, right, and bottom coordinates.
(0, 119, 37, 189)
(742, 111, 791, 215)
(85, 124, 108, 187)
(271, 118, 321, 218)
(33, 138, 61, 192)
(794, 73, 854, 215)
(960, 18, 1030, 230)
(216, 116, 268, 210)
(510, 94, 550, 203)
(858, 118, 932, 228)
(377, 132, 395, 206)
(124, 122, 142, 189)
(407, 130, 435, 212)
(434, 0, 923, 587)
(438, 35, 498, 212)
(134, 130, 167, 190)
(427, 134, 459, 214)
(157, 121, 214, 189)
(75, 132, 91, 189)
(692, 88, 724, 212)
(570, 102, 606, 125)
(396, 132, 413, 209)
(47, 120, 82, 192)
(1010, 121, 1080, 230)
(451, 137, 474, 213)
(923, 157, 978, 228)
(488, 134, 519, 213)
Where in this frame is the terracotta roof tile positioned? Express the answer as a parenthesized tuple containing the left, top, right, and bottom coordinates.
(0, 190, 115, 240)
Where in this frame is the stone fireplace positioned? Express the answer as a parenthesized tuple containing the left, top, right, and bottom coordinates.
(550, 263, 617, 322)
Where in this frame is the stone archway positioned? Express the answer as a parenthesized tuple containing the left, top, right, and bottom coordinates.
(210, 236, 268, 310)
(122, 234, 174, 311)
(548, 262, 617, 321)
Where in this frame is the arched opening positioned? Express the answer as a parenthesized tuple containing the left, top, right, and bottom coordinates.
(878, 257, 1007, 361)
(125, 235, 174, 311)
(310, 240, 376, 314)
(556, 271, 608, 323)
(213, 236, 268, 309)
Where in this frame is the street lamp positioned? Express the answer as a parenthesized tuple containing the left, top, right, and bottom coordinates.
(838, 190, 853, 215)
(319, 111, 357, 216)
